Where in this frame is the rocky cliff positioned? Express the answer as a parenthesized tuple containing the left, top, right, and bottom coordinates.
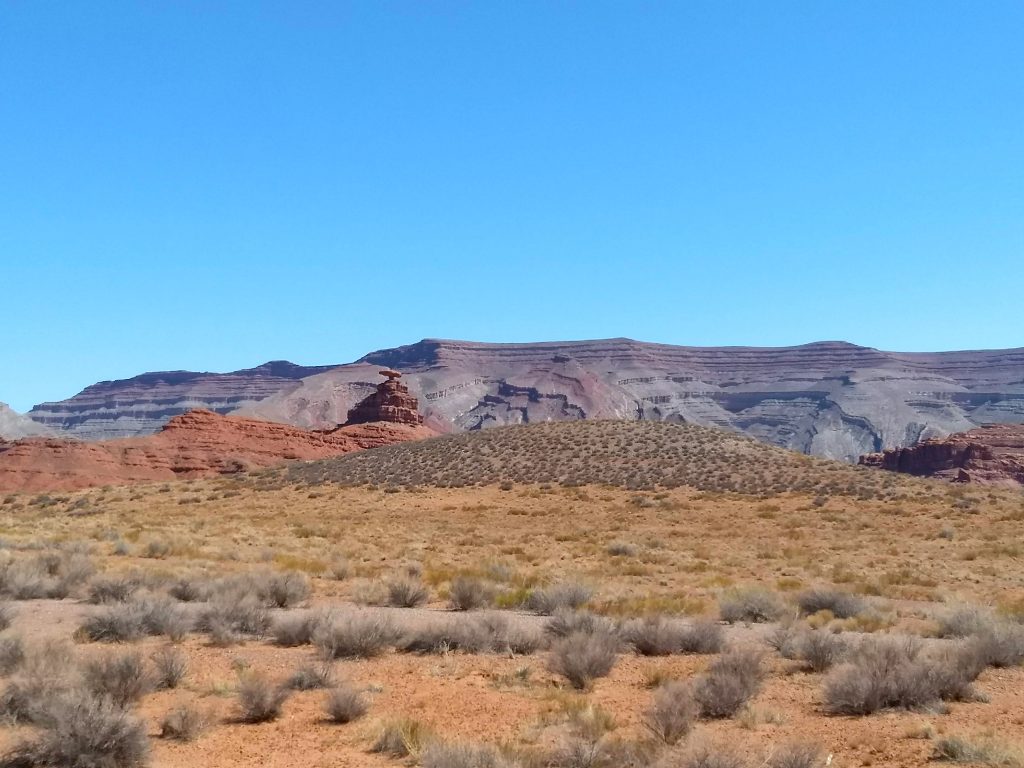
(0, 403, 53, 440)
(24, 338, 1024, 462)
(0, 409, 437, 493)
(243, 338, 1024, 461)
(859, 424, 1024, 486)
(27, 360, 339, 441)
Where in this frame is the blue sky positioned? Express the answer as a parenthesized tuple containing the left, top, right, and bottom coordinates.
(2, 2, 1022, 411)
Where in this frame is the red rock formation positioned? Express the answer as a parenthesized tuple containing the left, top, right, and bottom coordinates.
(859, 424, 1024, 486)
(344, 370, 423, 426)
(0, 409, 437, 493)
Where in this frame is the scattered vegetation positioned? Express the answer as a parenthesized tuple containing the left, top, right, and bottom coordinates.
(324, 682, 369, 724)
(644, 680, 698, 745)
(547, 630, 619, 690)
(236, 673, 291, 723)
(719, 588, 786, 624)
(694, 648, 764, 718)
(159, 704, 209, 742)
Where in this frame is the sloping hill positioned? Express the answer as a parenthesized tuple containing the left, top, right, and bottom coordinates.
(0, 402, 53, 439)
(285, 419, 921, 497)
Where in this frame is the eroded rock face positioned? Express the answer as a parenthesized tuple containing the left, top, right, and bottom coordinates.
(243, 339, 1024, 461)
(0, 403, 53, 440)
(859, 424, 1024, 486)
(26, 360, 339, 441)
(344, 370, 423, 426)
(22, 338, 1024, 461)
(0, 409, 436, 493)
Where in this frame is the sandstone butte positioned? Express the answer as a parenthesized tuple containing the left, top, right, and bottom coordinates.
(0, 373, 435, 493)
(859, 423, 1024, 487)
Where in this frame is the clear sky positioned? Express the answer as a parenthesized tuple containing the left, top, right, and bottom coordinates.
(2, 2, 1022, 411)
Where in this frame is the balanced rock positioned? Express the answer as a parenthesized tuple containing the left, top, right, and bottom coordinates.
(344, 370, 423, 426)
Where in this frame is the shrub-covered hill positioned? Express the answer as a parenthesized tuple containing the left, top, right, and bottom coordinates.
(283, 420, 925, 497)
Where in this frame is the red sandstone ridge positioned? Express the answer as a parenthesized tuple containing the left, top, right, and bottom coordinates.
(859, 424, 1024, 487)
(344, 370, 423, 426)
(0, 409, 437, 493)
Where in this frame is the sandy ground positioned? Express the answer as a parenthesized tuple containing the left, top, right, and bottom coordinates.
(0, 479, 1022, 766)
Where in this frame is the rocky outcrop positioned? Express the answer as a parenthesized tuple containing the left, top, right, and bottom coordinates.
(859, 424, 1024, 486)
(0, 409, 436, 493)
(0, 403, 53, 440)
(26, 360, 339, 441)
(344, 370, 423, 426)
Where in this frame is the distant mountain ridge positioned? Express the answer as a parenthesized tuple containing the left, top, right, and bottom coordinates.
(27, 360, 338, 441)
(0, 402, 54, 440)
(19, 338, 1024, 460)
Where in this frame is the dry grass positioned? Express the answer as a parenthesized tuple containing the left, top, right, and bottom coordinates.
(0, 420, 1022, 768)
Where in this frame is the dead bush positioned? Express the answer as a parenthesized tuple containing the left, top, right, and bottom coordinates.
(168, 574, 213, 603)
(449, 577, 494, 611)
(0, 641, 77, 724)
(796, 588, 865, 619)
(326, 555, 350, 581)
(287, 661, 334, 691)
(87, 575, 139, 604)
(197, 592, 270, 640)
(767, 623, 804, 660)
(0, 603, 15, 632)
(271, 611, 325, 647)
(823, 636, 981, 715)
(0, 691, 149, 768)
(263, 571, 311, 609)
(719, 588, 786, 624)
(694, 648, 764, 718)
(388, 577, 429, 608)
(0, 635, 24, 675)
(372, 718, 435, 758)
(801, 631, 849, 672)
(680, 621, 726, 654)
(766, 742, 825, 768)
(159, 703, 208, 742)
(83, 650, 153, 707)
(680, 742, 749, 768)
(936, 606, 994, 638)
(313, 612, 397, 659)
(421, 741, 502, 768)
(527, 582, 594, 615)
(644, 680, 697, 745)
(547, 630, 619, 690)
(151, 646, 188, 689)
(967, 623, 1024, 669)
(237, 673, 290, 723)
(399, 612, 540, 656)
(621, 616, 684, 656)
(79, 604, 145, 643)
(545, 609, 613, 639)
(136, 597, 192, 641)
(324, 682, 368, 724)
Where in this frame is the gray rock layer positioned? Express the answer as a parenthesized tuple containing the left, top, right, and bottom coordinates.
(24, 339, 1024, 461)
(0, 403, 54, 440)
(26, 361, 338, 441)
(246, 339, 1024, 462)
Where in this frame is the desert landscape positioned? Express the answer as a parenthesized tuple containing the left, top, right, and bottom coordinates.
(4, 4, 1021, 767)
(0, 412, 1022, 768)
